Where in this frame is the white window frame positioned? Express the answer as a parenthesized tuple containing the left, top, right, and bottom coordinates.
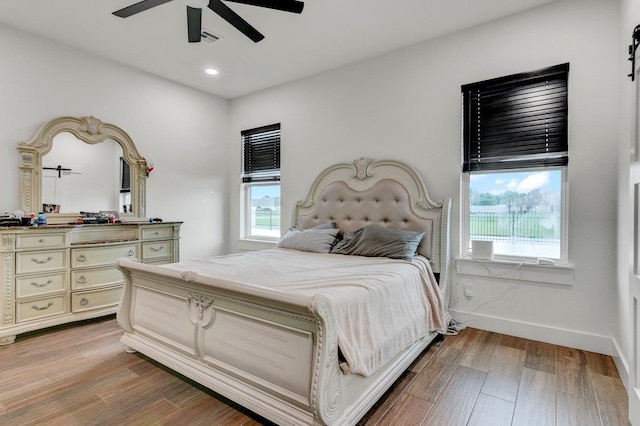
(242, 181, 281, 241)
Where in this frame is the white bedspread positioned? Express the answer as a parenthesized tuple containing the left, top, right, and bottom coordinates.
(161, 249, 446, 377)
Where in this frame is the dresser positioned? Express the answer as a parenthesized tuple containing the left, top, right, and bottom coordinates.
(0, 222, 181, 344)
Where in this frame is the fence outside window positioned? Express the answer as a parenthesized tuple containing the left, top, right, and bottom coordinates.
(469, 210, 560, 258)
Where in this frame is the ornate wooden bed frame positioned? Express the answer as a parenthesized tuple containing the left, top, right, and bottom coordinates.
(116, 158, 451, 425)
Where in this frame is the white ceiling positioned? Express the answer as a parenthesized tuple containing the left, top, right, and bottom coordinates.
(0, 0, 556, 99)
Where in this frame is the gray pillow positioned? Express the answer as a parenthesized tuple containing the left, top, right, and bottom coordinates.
(277, 227, 339, 253)
(308, 220, 335, 230)
(331, 225, 424, 261)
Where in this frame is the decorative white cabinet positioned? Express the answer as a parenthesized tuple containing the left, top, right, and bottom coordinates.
(0, 222, 181, 344)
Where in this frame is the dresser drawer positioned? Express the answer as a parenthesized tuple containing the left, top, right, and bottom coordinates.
(16, 295, 67, 323)
(71, 267, 124, 290)
(71, 244, 138, 268)
(141, 226, 173, 240)
(72, 286, 122, 313)
(142, 240, 173, 260)
(15, 249, 67, 275)
(16, 272, 68, 298)
(16, 233, 66, 249)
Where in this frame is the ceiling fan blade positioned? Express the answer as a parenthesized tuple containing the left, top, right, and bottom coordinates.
(224, 0, 303, 14)
(208, 0, 265, 42)
(112, 0, 174, 18)
(187, 6, 202, 42)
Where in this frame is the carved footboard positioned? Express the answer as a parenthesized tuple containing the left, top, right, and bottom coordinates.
(117, 258, 346, 425)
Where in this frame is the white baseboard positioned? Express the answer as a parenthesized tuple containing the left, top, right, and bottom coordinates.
(611, 337, 630, 392)
(449, 308, 613, 356)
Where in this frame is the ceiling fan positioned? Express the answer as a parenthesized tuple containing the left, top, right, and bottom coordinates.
(112, 0, 304, 43)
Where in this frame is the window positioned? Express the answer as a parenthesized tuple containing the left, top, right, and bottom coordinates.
(120, 157, 130, 193)
(242, 123, 281, 239)
(461, 63, 569, 262)
(120, 157, 132, 213)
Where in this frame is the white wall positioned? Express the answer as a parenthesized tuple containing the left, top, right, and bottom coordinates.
(229, 0, 620, 353)
(0, 24, 230, 260)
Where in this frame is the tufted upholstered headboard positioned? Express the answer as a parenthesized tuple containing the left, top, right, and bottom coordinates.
(292, 158, 452, 295)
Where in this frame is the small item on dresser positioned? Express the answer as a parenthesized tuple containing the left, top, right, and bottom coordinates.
(42, 204, 60, 213)
(14, 210, 30, 226)
(0, 214, 22, 227)
(37, 213, 47, 226)
(149, 217, 163, 223)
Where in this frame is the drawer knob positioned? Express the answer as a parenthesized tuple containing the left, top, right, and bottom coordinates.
(31, 279, 53, 288)
(31, 302, 54, 311)
(149, 246, 164, 252)
(77, 254, 87, 262)
(31, 256, 53, 264)
(38, 239, 45, 243)
(128, 250, 135, 257)
(154, 231, 159, 235)
(79, 297, 89, 306)
(77, 275, 87, 284)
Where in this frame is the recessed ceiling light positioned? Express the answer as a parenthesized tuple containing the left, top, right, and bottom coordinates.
(205, 68, 219, 76)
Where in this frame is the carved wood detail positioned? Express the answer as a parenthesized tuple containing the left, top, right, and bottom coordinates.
(1, 252, 14, 326)
(353, 157, 375, 180)
(310, 295, 343, 424)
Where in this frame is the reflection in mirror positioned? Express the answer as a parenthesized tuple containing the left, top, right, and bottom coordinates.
(42, 133, 130, 213)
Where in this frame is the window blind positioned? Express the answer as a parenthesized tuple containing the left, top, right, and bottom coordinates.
(462, 63, 569, 172)
(242, 123, 281, 183)
(120, 157, 131, 193)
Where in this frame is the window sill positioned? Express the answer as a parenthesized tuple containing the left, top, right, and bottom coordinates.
(455, 257, 574, 286)
(238, 238, 278, 252)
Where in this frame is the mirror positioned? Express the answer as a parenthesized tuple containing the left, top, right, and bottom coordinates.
(18, 116, 147, 224)
(42, 133, 128, 213)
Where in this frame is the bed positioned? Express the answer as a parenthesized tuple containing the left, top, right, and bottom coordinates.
(116, 157, 452, 425)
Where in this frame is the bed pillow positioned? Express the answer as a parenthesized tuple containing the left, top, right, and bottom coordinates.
(277, 227, 340, 253)
(331, 224, 424, 261)
(309, 220, 335, 230)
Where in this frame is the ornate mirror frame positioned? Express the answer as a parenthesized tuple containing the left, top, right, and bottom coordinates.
(17, 116, 147, 223)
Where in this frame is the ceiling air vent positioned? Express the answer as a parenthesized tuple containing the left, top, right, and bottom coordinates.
(201, 28, 221, 44)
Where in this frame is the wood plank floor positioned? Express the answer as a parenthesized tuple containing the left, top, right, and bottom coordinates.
(0, 316, 630, 425)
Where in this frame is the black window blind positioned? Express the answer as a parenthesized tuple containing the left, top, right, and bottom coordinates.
(120, 157, 131, 193)
(242, 123, 281, 183)
(462, 63, 569, 172)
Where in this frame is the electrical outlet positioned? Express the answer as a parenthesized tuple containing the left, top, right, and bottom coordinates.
(463, 284, 474, 299)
